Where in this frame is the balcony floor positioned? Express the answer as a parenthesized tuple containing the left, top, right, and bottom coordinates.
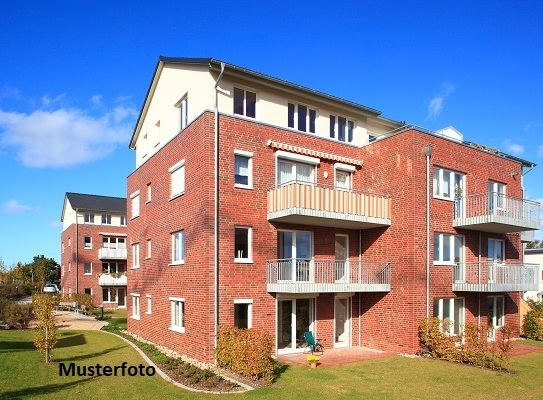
(453, 216, 539, 233)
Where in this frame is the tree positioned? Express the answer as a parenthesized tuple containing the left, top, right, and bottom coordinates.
(33, 294, 58, 363)
(0, 257, 8, 284)
(28, 255, 60, 286)
(526, 240, 543, 249)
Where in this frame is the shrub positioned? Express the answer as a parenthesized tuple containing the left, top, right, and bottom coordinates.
(216, 325, 274, 383)
(0, 284, 34, 299)
(4, 302, 33, 329)
(59, 293, 94, 315)
(523, 300, 543, 341)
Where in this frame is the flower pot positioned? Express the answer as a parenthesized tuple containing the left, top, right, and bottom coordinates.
(310, 362, 317, 369)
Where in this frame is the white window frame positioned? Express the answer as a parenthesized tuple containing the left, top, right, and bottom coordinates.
(68, 262, 71, 272)
(433, 167, 465, 201)
(171, 231, 185, 265)
(169, 159, 186, 199)
(131, 294, 140, 320)
(101, 214, 112, 225)
(233, 86, 257, 118)
(132, 243, 140, 269)
(276, 151, 319, 187)
(488, 295, 505, 337)
(146, 295, 152, 315)
(234, 149, 253, 189)
(234, 299, 253, 329)
(84, 213, 95, 224)
(102, 262, 125, 274)
(102, 237, 126, 249)
(334, 163, 355, 190)
(489, 181, 506, 210)
(83, 262, 92, 275)
(234, 226, 252, 263)
(130, 190, 140, 219)
(146, 183, 152, 203)
(169, 297, 185, 333)
(434, 233, 464, 265)
(288, 102, 316, 133)
(146, 239, 152, 259)
(84, 236, 92, 249)
(175, 95, 188, 131)
(120, 215, 126, 226)
(433, 297, 465, 336)
(329, 114, 355, 143)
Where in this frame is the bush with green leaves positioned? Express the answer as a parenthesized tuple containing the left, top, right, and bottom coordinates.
(523, 299, 543, 341)
(4, 302, 33, 329)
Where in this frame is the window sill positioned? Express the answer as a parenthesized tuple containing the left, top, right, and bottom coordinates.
(433, 262, 456, 266)
(145, 311, 152, 315)
(84, 273, 92, 276)
(433, 195, 455, 202)
(169, 261, 185, 266)
(131, 215, 140, 220)
(234, 259, 254, 264)
(130, 315, 140, 320)
(145, 200, 151, 204)
(169, 192, 185, 202)
(234, 184, 254, 190)
(145, 257, 151, 260)
(169, 326, 185, 334)
(130, 266, 140, 270)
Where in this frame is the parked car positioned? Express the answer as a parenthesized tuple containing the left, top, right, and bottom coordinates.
(43, 283, 59, 293)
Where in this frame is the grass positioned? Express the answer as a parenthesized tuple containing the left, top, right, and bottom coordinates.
(93, 308, 127, 330)
(1, 329, 543, 399)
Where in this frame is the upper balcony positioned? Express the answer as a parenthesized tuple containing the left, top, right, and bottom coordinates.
(98, 273, 127, 286)
(453, 262, 538, 292)
(98, 247, 127, 260)
(453, 193, 540, 233)
(266, 259, 391, 293)
(267, 182, 391, 229)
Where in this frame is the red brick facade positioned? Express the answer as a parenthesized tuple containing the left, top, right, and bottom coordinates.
(127, 111, 530, 364)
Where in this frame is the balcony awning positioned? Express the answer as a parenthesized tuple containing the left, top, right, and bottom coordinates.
(267, 140, 363, 167)
(99, 232, 128, 237)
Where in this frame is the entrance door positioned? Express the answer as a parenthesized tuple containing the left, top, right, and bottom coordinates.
(277, 298, 314, 353)
(335, 234, 349, 282)
(335, 297, 350, 347)
(117, 287, 126, 307)
(488, 296, 504, 338)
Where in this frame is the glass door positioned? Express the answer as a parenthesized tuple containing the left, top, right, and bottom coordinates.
(277, 298, 314, 353)
(488, 239, 505, 283)
(488, 296, 504, 339)
(335, 234, 349, 282)
(117, 287, 126, 307)
(335, 297, 350, 347)
(278, 231, 312, 283)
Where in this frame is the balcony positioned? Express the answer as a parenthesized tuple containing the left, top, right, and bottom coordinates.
(453, 193, 540, 233)
(453, 262, 538, 292)
(267, 183, 391, 229)
(521, 230, 536, 243)
(98, 247, 127, 260)
(98, 273, 127, 286)
(266, 259, 391, 293)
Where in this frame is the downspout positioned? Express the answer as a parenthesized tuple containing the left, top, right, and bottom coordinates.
(214, 62, 226, 353)
(358, 229, 362, 347)
(478, 231, 481, 327)
(75, 208, 79, 294)
(424, 146, 433, 319)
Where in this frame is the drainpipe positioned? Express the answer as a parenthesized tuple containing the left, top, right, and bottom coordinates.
(478, 231, 481, 327)
(358, 229, 362, 347)
(75, 208, 79, 294)
(213, 62, 226, 353)
(424, 145, 433, 319)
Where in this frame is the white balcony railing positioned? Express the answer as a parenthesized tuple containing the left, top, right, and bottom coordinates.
(98, 247, 128, 260)
(267, 182, 391, 229)
(98, 273, 127, 286)
(266, 259, 391, 293)
(453, 193, 540, 233)
(453, 262, 538, 292)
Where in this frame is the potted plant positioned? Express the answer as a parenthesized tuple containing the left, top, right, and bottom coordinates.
(307, 355, 320, 368)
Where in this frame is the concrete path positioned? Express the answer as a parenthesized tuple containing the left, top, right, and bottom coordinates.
(54, 311, 108, 330)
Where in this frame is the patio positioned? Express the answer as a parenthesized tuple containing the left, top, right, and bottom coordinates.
(277, 346, 395, 367)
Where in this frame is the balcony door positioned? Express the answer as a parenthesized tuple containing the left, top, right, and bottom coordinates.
(277, 298, 314, 353)
(334, 296, 350, 347)
(489, 181, 506, 212)
(488, 239, 505, 283)
(277, 230, 312, 282)
(335, 234, 349, 282)
(488, 296, 504, 338)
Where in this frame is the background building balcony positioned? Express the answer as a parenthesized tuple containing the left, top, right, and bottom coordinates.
(98, 273, 127, 286)
(266, 259, 391, 293)
(453, 262, 538, 292)
(98, 247, 127, 260)
(267, 183, 391, 229)
(453, 193, 540, 233)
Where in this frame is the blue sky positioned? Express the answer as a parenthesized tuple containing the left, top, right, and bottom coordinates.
(1, 1, 542, 267)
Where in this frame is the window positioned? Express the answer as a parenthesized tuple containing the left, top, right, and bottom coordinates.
(146, 239, 152, 259)
(84, 288, 92, 295)
(434, 233, 464, 264)
(132, 243, 140, 268)
(170, 297, 185, 333)
(234, 87, 256, 118)
(234, 150, 253, 189)
(330, 115, 354, 143)
(62, 242, 64, 253)
(277, 152, 318, 186)
(433, 297, 465, 336)
(130, 191, 140, 218)
(68, 237, 71, 246)
(433, 167, 465, 200)
(489, 181, 506, 210)
(146, 295, 152, 314)
(172, 231, 185, 264)
(101, 214, 112, 225)
(102, 237, 126, 249)
(234, 300, 253, 329)
(334, 163, 355, 190)
(61, 265, 64, 276)
(176, 96, 188, 130)
(147, 183, 152, 203)
(103, 288, 115, 302)
(120, 215, 126, 226)
(84, 262, 92, 275)
(68, 262, 71, 272)
(84, 213, 94, 223)
(169, 160, 185, 198)
(102, 262, 125, 274)
(288, 102, 316, 133)
(131, 294, 140, 319)
(84, 236, 92, 249)
(488, 238, 505, 263)
(234, 227, 252, 262)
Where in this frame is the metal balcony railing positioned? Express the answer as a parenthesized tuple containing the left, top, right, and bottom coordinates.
(453, 192, 540, 233)
(453, 261, 538, 292)
(267, 182, 391, 229)
(98, 247, 128, 260)
(266, 259, 391, 293)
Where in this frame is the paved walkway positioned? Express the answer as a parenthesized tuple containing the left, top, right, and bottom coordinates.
(277, 346, 395, 367)
(54, 311, 108, 330)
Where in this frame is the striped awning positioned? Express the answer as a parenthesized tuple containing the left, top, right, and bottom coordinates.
(99, 232, 128, 237)
(267, 140, 363, 167)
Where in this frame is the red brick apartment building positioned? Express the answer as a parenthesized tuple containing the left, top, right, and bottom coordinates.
(126, 57, 540, 364)
(61, 193, 128, 308)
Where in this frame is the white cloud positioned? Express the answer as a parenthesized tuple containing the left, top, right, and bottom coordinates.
(41, 93, 66, 107)
(0, 98, 137, 168)
(538, 145, 543, 158)
(502, 140, 524, 156)
(90, 94, 103, 106)
(48, 220, 63, 228)
(2, 199, 33, 215)
(426, 82, 456, 119)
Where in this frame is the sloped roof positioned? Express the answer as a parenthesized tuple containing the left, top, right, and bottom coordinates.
(65, 192, 126, 213)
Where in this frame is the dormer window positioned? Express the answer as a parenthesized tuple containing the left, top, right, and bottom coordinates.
(288, 103, 316, 133)
(330, 115, 354, 143)
(234, 87, 256, 118)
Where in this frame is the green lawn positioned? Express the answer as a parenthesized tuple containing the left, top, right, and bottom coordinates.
(1, 329, 542, 400)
